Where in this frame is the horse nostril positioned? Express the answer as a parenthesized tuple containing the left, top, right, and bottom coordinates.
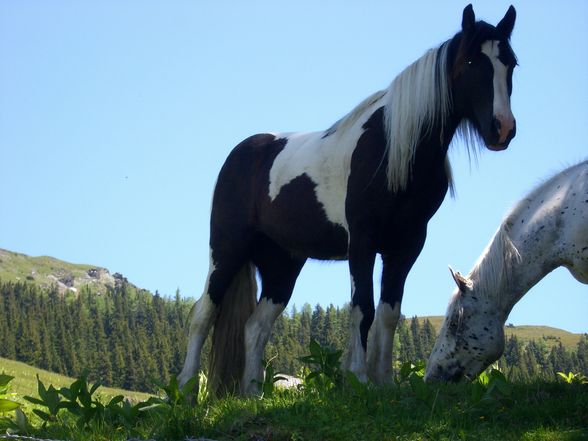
(493, 117, 502, 132)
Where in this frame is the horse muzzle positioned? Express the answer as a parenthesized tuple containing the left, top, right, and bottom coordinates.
(486, 116, 516, 151)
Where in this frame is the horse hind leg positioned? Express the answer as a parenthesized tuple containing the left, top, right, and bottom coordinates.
(242, 238, 306, 395)
(178, 257, 219, 389)
(178, 248, 252, 392)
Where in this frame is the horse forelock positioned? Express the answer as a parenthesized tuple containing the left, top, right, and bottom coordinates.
(383, 42, 453, 193)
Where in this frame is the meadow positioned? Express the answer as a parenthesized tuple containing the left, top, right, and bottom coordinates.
(1, 345, 587, 441)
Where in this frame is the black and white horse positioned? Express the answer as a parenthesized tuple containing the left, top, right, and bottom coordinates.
(426, 160, 588, 382)
(179, 4, 518, 395)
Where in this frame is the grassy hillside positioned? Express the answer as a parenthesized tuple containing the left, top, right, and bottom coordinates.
(0, 357, 152, 403)
(418, 316, 583, 350)
(0, 248, 126, 295)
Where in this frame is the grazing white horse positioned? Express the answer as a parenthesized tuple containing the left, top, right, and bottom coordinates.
(426, 160, 588, 382)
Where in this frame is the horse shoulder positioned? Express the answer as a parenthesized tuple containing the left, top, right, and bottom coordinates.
(267, 130, 364, 229)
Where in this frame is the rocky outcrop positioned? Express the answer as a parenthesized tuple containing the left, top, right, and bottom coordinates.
(0, 248, 128, 295)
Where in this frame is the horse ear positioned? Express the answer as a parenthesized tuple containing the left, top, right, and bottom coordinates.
(461, 4, 475, 34)
(449, 266, 470, 292)
(496, 5, 516, 39)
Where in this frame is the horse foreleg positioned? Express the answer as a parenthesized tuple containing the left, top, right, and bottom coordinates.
(366, 300, 400, 384)
(347, 305, 369, 382)
(367, 232, 426, 383)
(346, 240, 376, 382)
(242, 298, 285, 395)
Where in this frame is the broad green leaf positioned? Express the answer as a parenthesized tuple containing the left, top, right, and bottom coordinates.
(32, 409, 53, 422)
(0, 398, 20, 412)
(89, 381, 101, 396)
(23, 395, 45, 406)
(14, 408, 29, 432)
(107, 395, 125, 407)
(36, 375, 48, 400)
(0, 374, 15, 388)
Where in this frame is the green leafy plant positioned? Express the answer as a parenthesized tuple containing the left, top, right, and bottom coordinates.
(24, 375, 65, 424)
(395, 361, 437, 411)
(59, 371, 107, 428)
(394, 361, 425, 386)
(557, 371, 588, 385)
(23, 372, 155, 432)
(0, 373, 20, 414)
(299, 339, 344, 393)
(135, 374, 204, 440)
(151, 374, 200, 407)
(468, 367, 514, 414)
(254, 356, 287, 399)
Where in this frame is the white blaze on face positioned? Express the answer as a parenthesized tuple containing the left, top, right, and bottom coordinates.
(481, 40, 514, 143)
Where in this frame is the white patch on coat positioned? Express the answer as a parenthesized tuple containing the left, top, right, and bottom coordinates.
(347, 304, 368, 382)
(242, 298, 286, 395)
(178, 250, 219, 386)
(268, 93, 383, 230)
(366, 301, 400, 384)
(268, 40, 458, 203)
(178, 291, 217, 386)
(481, 40, 515, 143)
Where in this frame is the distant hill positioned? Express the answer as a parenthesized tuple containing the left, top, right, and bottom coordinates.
(418, 316, 584, 350)
(0, 248, 133, 295)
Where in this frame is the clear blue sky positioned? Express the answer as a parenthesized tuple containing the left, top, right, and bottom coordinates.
(1, 1, 586, 333)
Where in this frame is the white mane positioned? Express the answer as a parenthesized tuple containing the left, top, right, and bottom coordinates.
(458, 160, 588, 308)
(324, 40, 484, 195)
(467, 225, 521, 306)
(383, 43, 453, 192)
(326, 89, 388, 138)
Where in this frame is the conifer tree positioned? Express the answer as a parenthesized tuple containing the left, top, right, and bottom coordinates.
(576, 335, 588, 374)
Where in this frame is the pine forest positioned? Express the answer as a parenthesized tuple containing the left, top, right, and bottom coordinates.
(0, 280, 586, 393)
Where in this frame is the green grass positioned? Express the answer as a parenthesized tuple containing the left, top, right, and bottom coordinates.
(0, 248, 91, 280)
(204, 382, 588, 441)
(1, 359, 587, 441)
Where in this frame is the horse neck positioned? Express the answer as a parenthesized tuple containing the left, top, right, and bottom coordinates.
(468, 204, 563, 322)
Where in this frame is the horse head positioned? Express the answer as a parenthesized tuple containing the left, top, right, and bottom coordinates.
(451, 4, 517, 150)
(425, 268, 505, 382)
